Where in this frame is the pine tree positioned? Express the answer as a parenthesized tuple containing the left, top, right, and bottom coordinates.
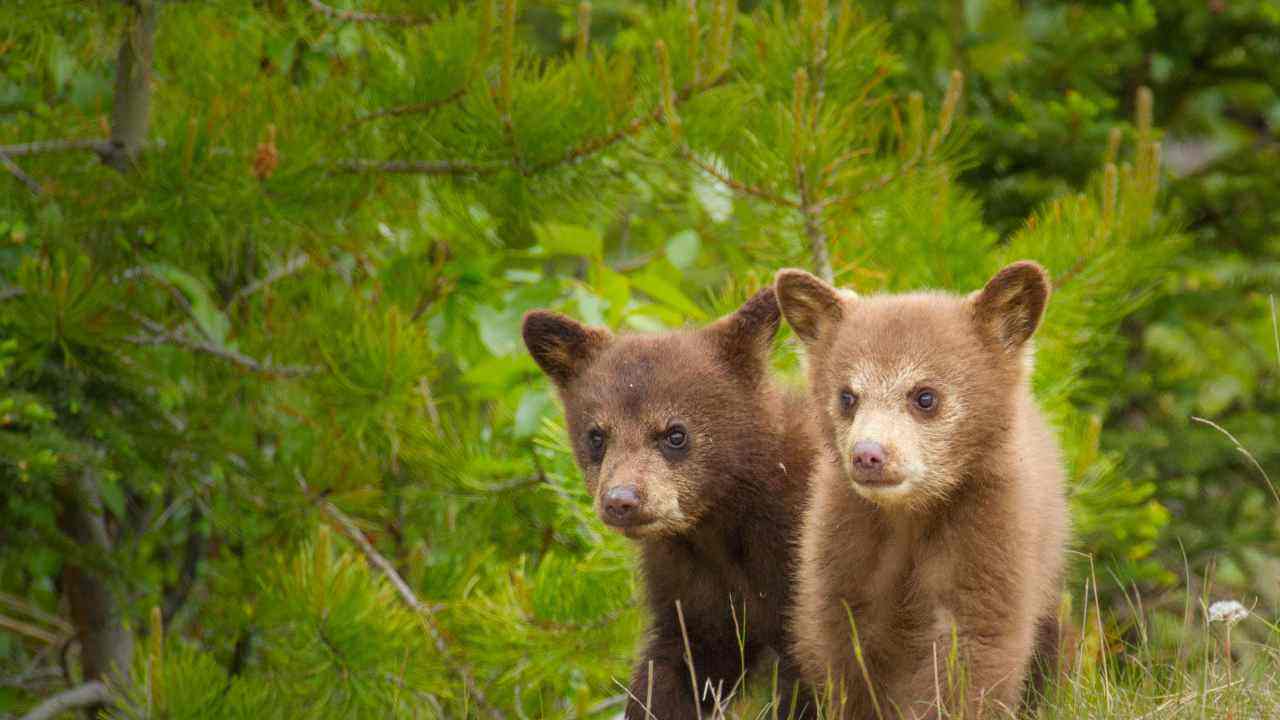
(1, 0, 1175, 717)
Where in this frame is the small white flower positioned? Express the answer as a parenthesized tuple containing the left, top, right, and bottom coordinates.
(1208, 600, 1249, 626)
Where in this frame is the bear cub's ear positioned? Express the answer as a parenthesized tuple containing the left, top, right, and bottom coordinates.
(775, 269, 845, 345)
(705, 285, 782, 382)
(970, 261, 1051, 352)
(522, 311, 612, 386)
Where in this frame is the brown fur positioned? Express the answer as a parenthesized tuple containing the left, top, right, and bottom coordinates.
(777, 263, 1070, 719)
(523, 288, 819, 719)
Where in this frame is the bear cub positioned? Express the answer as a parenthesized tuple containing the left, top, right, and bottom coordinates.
(777, 262, 1069, 719)
(523, 288, 818, 720)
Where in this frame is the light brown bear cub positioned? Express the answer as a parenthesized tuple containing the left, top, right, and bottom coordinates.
(776, 262, 1069, 719)
(523, 288, 817, 720)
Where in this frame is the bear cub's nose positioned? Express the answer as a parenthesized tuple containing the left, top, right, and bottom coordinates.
(603, 485, 641, 521)
(851, 440, 886, 470)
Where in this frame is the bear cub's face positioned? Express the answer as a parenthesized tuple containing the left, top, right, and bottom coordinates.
(776, 262, 1050, 510)
(523, 289, 781, 539)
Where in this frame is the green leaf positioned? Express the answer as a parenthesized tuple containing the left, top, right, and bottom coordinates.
(630, 271, 706, 320)
(533, 223, 603, 259)
(473, 304, 522, 357)
(665, 231, 701, 271)
(596, 267, 631, 325)
(514, 388, 553, 438)
(573, 286, 607, 326)
(99, 476, 126, 520)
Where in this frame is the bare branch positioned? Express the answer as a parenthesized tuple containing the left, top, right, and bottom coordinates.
(0, 150, 41, 195)
(124, 311, 320, 377)
(125, 331, 319, 377)
(18, 681, 110, 720)
(298, 475, 504, 720)
(225, 253, 311, 311)
(0, 287, 25, 302)
(0, 138, 113, 158)
(305, 0, 436, 25)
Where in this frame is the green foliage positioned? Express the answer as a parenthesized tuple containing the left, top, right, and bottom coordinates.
(0, 0, 1253, 717)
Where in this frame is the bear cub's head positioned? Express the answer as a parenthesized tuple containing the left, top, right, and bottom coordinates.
(776, 262, 1050, 510)
(522, 288, 782, 539)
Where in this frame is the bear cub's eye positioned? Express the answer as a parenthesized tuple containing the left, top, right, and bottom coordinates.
(839, 389, 858, 415)
(913, 389, 938, 412)
(587, 428, 606, 448)
(662, 424, 689, 452)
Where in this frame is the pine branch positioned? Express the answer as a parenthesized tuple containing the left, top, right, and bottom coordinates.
(298, 475, 504, 720)
(346, 87, 468, 128)
(18, 682, 110, 720)
(339, 75, 729, 176)
(125, 312, 320, 377)
(684, 151, 798, 208)
(304, 0, 436, 25)
(0, 149, 41, 195)
(334, 158, 503, 175)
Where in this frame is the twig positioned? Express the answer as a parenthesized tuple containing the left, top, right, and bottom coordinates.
(1191, 416, 1280, 505)
(0, 150, 41, 194)
(225, 253, 311, 311)
(685, 151, 798, 208)
(534, 75, 728, 174)
(0, 615, 61, 646)
(346, 87, 467, 128)
(304, 0, 436, 25)
(0, 594, 72, 634)
(18, 681, 110, 720)
(299, 475, 504, 720)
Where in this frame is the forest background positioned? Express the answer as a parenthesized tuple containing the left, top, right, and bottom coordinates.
(1, 0, 1278, 717)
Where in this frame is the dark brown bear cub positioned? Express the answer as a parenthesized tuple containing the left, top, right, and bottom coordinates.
(776, 263, 1069, 719)
(523, 288, 818, 719)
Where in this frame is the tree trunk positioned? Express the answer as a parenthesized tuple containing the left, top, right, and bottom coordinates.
(58, 469, 132, 717)
(104, 0, 157, 172)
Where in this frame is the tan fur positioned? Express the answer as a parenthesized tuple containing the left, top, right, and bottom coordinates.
(777, 264, 1070, 719)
